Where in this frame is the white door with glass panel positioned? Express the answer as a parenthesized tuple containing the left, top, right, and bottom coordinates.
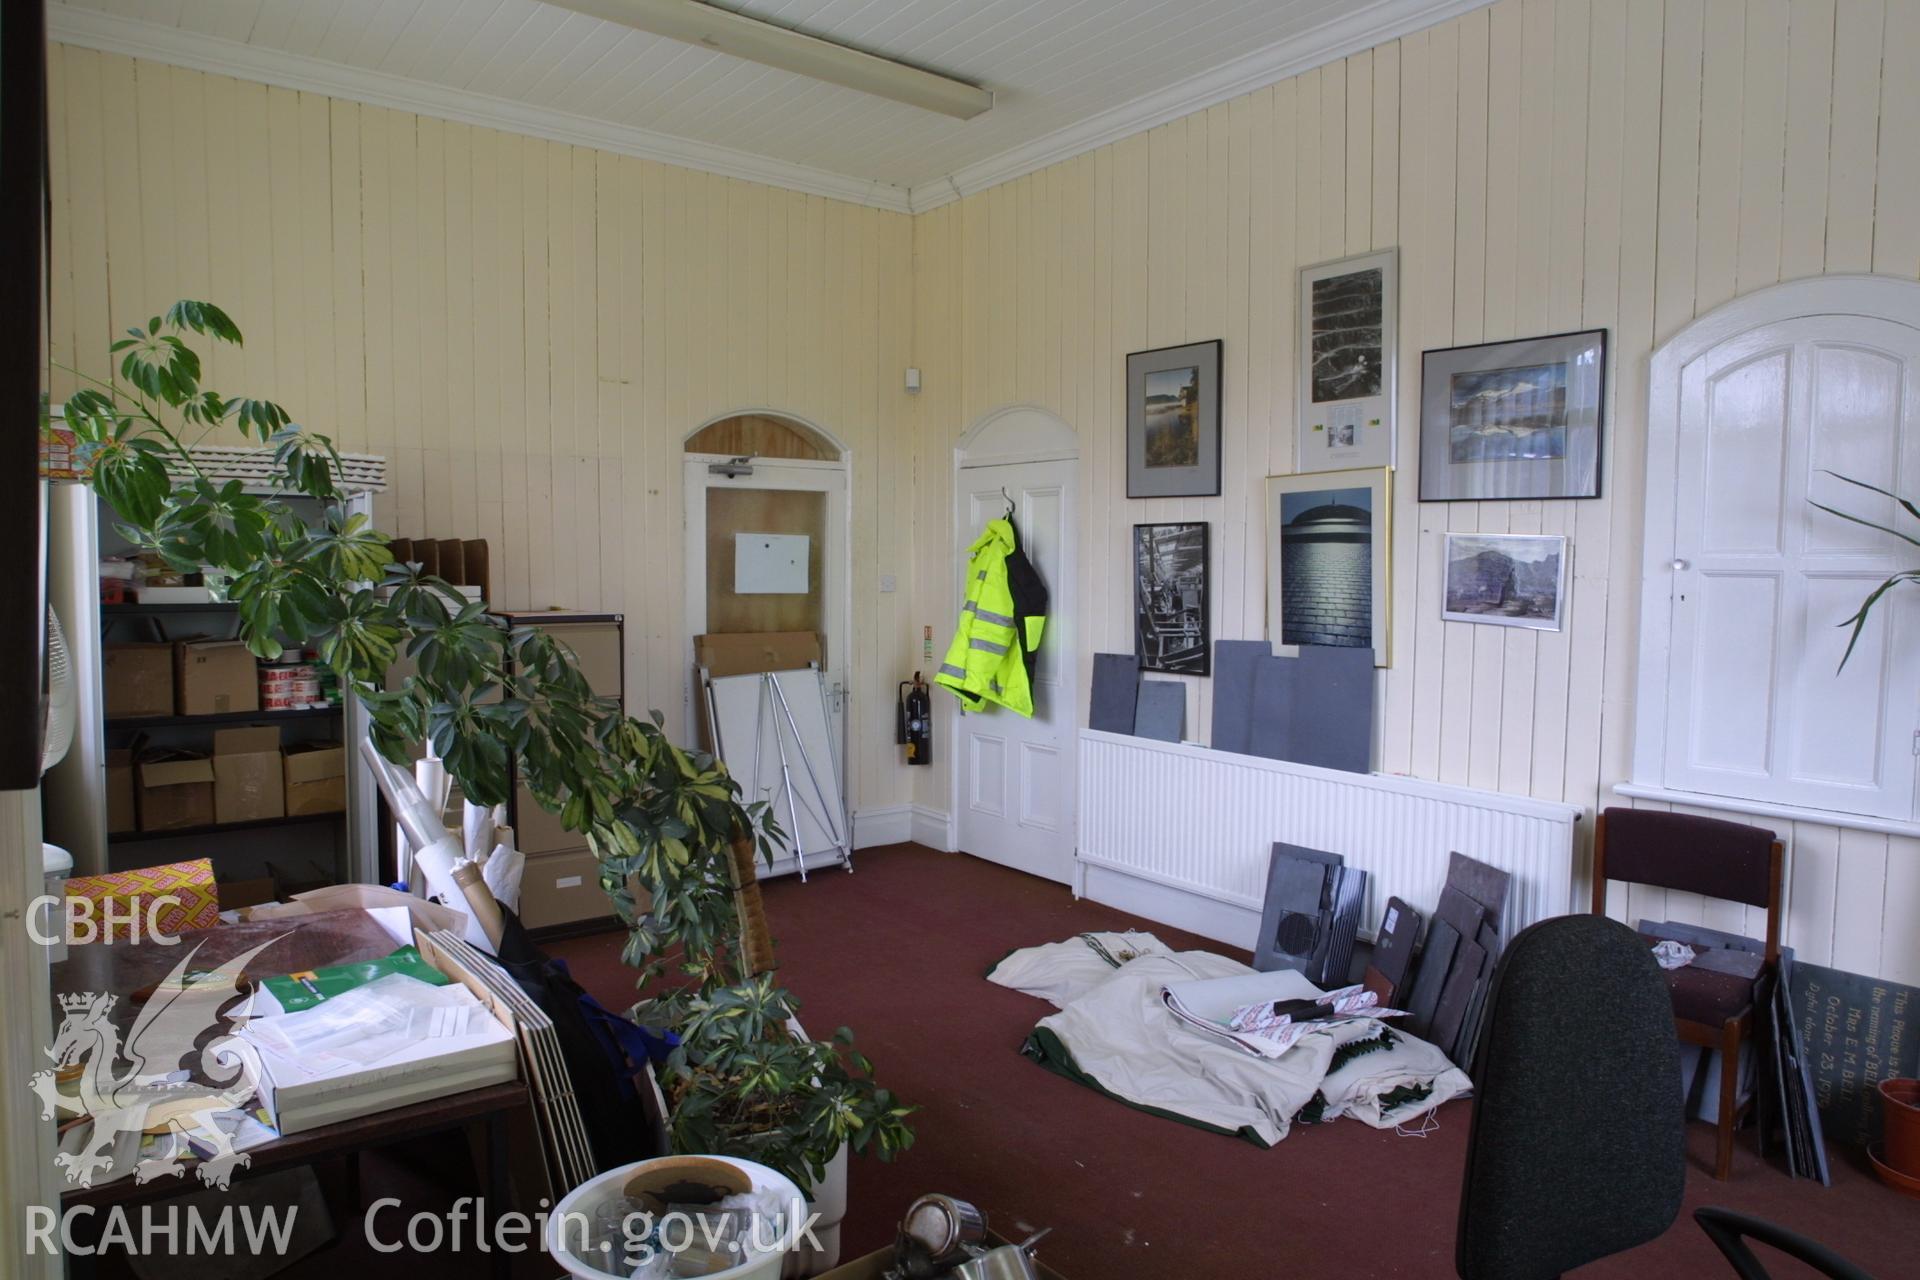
(684, 456, 849, 875)
(952, 460, 1076, 883)
(1664, 316, 1920, 818)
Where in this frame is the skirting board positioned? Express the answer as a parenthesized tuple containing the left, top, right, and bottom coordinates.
(1075, 857, 1263, 952)
(852, 805, 954, 851)
(853, 806, 912, 849)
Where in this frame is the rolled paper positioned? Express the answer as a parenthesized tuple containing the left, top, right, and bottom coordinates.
(481, 841, 526, 913)
(450, 859, 505, 951)
(462, 799, 495, 860)
(358, 741, 471, 914)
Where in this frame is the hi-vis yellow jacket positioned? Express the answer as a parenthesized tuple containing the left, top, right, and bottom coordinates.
(936, 517, 1049, 717)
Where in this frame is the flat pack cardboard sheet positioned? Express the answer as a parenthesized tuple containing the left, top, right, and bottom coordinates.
(212, 725, 284, 823)
(174, 638, 259, 715)
(103, 642, 174, 718)
(694, 631, 820, 678)
(1089, 652, 1140, 734)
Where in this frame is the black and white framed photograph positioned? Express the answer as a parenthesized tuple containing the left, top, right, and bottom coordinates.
(1265, 467, 1392, 667)
(1127, 340, 1222, 497)
(1297, 249, 1397, 473)
(1419, 329, 1607, 501)
(1134, 522, 1210, 676)
(1442, 533, 1568, 631)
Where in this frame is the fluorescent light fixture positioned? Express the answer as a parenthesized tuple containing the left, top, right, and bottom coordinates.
(546, 0, 993, 120)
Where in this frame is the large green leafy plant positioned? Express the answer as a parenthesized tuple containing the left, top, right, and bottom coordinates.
(51, 302, 911, 1191)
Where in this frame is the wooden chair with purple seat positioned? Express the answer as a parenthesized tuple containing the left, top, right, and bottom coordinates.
(1591, 807, 1784, 1180)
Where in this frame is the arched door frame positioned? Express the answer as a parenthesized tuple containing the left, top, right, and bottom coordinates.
(682, 408, 855, 828)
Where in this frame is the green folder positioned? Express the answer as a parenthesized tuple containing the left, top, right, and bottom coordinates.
(259, 945, 450, 1013)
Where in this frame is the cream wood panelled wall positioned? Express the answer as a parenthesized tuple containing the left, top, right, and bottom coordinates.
(46, 1, 1920, 987)
(44, 45, 919, 824)
(910, 0, 1920, 985)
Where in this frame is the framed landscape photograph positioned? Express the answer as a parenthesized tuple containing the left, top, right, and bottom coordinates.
(1442, 533, 1568, 631)
(1297, 249, 1397, 473)
(1127, 340, 1222, 497)
(1265, 467, 1392, 668)
(1134, 523, 1210, 676)
(1419, 329, 1606, 500)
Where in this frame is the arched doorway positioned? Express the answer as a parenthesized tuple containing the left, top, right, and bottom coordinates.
(683, 410, 851, 878)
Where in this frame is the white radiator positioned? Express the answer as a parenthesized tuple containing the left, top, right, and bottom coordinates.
(1075, 730, 1580, 950)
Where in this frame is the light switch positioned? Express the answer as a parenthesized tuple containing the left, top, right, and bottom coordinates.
(879, 573, 897, 593)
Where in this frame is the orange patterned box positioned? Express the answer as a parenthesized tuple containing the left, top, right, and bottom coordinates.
(62, 857, 220, 943)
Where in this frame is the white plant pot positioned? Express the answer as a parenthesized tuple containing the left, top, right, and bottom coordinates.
(782, 1140, 849, 1278)
(546, 1154, 805, 1280)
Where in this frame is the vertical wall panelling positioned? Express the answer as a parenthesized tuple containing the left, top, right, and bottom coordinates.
(48, 1, 1920, 980)
(47, 49, 919, 827)
(906, 0, 1920, 983)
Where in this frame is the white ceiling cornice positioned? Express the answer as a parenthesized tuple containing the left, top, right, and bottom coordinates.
(50, 0, 1492, 218)
(903, 0, 1493, 213)
(47, 5, 917, 214)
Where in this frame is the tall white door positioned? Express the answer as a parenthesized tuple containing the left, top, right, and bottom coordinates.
(952, 459, 1077, 883)
(1664, 315, 1920, 818)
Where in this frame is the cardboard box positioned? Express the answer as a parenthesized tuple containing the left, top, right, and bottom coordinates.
(64, 857, 219, 941)
(175, 639, 259, 716)
(215, 876, 279, 910)
(103, 643, 175, 718)
(515, 781, 578, 855)
(283, 741, 346, 814)
(518, 849, 611, 930)
(212, 726, 285, 823)
(136, 751, 216, 831)
(106, 749, 137, 834)
(816, 1235, 1068, 1280)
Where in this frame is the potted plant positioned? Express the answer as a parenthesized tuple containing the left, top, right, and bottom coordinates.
(51, 302, 913, 1213)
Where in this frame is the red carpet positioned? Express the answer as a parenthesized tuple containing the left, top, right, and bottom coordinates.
(552, 844, 1919, 1278)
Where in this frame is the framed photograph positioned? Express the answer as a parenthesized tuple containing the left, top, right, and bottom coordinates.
(1265, 467, 1392, 668)
(1419, 328, 1607, 501)
(1297, 249, 1398, 472)
(1134, 522, 1210, 676)
(1127, 340, 1222, 497)
(1442, 533, 1568, 631)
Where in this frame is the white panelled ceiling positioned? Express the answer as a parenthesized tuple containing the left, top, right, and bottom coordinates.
(52, 0, 1488, 209)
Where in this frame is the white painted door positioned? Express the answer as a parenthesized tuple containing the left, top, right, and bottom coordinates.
(1664, 316, 1920, 818)
(953, 460, 1077, 883)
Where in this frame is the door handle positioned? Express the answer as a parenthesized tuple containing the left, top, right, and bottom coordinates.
(1670, 559, 1690, 571)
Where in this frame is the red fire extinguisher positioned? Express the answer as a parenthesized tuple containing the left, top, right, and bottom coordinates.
(897, 673, 933, 766)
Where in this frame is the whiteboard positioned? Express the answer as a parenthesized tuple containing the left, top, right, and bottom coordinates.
(734, 533, 810, 594)
(704, 667, 848, 875)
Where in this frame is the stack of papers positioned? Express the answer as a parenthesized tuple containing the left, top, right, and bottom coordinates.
(239, 974, 517, 1134)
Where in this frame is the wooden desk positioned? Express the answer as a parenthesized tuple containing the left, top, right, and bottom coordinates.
(51, 914, 535, 1279)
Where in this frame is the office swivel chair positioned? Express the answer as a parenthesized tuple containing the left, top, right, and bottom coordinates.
(1457, 915, 1874, 1280)
(1456, 914, 1686, 1279)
